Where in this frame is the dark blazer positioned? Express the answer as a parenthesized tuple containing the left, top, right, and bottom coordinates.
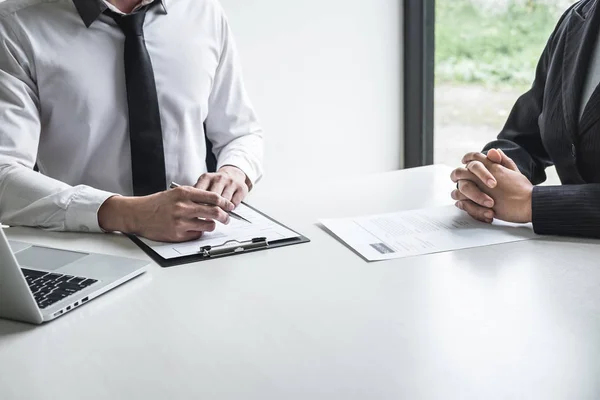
(483, 0, 600, 238)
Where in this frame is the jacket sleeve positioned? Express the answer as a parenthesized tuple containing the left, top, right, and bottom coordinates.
(531, 184, 600, 238)
(481, 5, 575, 184)
(480, 4, 600, 238)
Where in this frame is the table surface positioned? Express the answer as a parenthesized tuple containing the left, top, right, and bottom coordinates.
(1, 165, 600, 400)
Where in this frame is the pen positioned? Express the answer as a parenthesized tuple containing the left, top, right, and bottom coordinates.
(169, 182, 252, 224)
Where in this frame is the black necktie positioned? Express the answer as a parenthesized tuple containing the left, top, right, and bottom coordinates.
(108, 4, 167, 196)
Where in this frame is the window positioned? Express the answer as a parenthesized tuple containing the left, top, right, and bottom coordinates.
(433, 0, 577, 184)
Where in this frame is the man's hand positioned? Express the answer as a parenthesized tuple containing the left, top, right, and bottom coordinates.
(451, 149, 533, 224)
(195, 165, 250, 206)
(98, 186, 235, 243)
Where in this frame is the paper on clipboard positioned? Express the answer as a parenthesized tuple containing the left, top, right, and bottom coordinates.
(138, 204, 300, 259)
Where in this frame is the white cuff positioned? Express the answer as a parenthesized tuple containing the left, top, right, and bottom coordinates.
(217, 153, 263, 186)
(65, 186, 117, 233)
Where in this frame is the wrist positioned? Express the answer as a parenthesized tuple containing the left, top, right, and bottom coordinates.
(524, 186, 533, 223)
(98, 195, 138, 233)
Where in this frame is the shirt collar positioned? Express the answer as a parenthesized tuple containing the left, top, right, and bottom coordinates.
(72, 0, 168, 28)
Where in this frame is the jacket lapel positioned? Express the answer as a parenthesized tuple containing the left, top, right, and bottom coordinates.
(580, 85, 600, 134)
(561, 0, 600, 139)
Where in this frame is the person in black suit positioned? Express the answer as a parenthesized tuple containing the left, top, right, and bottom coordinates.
(451, 0, 600, 238)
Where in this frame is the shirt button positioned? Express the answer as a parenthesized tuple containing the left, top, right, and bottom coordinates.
(80, 225, 90, 233)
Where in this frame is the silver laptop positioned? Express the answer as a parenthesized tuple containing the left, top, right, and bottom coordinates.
(0, 228, 149, 324)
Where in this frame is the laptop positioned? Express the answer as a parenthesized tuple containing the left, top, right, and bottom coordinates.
(0, 228, 149, 324)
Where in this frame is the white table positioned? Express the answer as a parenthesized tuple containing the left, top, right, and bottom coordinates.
(2, 165, 600, 399)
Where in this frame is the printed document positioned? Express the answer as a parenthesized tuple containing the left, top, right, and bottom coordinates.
(140, 204, 299, 259)
(320, 205, 536, 261)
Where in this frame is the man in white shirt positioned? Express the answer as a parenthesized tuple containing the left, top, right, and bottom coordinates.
(0, 0, 264, 242)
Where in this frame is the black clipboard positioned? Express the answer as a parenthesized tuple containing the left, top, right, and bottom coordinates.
(128, 203, 310, 268)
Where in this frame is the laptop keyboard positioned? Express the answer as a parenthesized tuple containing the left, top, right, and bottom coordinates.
(21, 268, 98, 310)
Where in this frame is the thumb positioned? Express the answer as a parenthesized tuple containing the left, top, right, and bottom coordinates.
(496, 149, 519, 172)
(487, 148, 519, 172)
(487, 148, 503, 164)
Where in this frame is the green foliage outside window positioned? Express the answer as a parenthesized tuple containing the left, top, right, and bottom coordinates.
(436, 0, 573, 89)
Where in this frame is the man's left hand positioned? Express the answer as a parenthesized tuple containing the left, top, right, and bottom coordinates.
(195, 165, 249, 206)
(452, 149, 534, 224)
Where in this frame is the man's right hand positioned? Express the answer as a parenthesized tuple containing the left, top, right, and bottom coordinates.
(97, 186, 235, 242)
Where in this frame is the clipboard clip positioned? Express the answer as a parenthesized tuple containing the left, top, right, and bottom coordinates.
(199, 237, 269, 258)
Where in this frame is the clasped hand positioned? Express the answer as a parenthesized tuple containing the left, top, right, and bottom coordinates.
(450, 149, 534, 224)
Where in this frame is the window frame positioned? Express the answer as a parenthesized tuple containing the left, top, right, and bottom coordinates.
(403, 0, 435, 168)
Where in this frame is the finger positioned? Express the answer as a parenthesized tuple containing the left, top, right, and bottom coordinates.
(165, 231, 204, 243)
(455, 200, 494, 223)
(461, 152, 487, 164)
(208, 176, 228, 197)
(169, 219, 216, 242)
(462, 151, 500, 169)
(189, 204, 230, 225)
(169, 219, 217, 243)
(221, 183, 238, 202)
(184, 187, 235, 211)
(483, 148, 519, 172)
(195, 174, 212, 191)
(450, 167, 478, 183)
(172, 201, 231, 225)
(495, 149, 519, 172)
(451, 189, 470, 202)
(463, 149, 519, 172)
(458, 180, 495, 208)
(466, 160, 497, 188)
(486, 148, 503, 164)
(231, 186, 248, 207)
(183, 218, 217, 233)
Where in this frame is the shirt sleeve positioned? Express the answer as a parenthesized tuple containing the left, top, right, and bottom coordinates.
(204, 8, 264, 186)
(0, 18, 115, 233)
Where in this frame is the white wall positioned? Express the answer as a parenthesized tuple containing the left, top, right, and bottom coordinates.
(219, 0, 403, 189)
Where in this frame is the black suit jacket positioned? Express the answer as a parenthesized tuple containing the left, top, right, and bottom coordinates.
(483, 0, 600, 238)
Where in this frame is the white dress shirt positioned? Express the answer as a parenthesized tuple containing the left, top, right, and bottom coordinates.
(0, 0, 263, 232)
(103, 0, 153, 15)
